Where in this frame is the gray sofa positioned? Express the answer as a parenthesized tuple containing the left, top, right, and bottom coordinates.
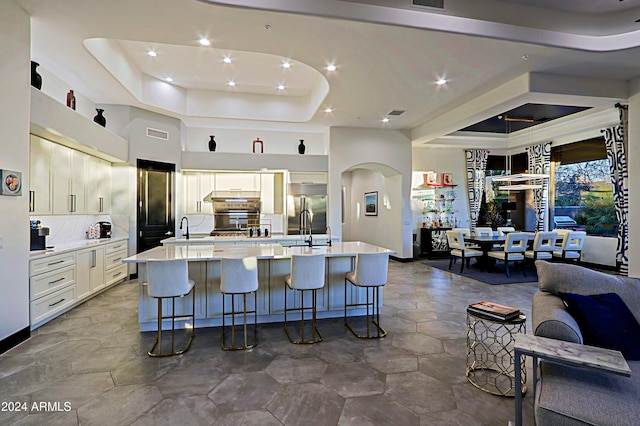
(532, 260, 640, 426)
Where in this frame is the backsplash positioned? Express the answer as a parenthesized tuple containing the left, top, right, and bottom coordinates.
(29, 214, 130, 247)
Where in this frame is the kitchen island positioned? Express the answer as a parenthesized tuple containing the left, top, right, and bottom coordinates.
(123, 241, 394, 331)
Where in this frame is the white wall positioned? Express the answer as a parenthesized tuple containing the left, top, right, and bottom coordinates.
(0, 0, 30, 342)
(329, 127, 412, 259)
(628, 80, 640, 278)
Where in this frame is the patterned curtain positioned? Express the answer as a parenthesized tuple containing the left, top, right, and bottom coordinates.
(526, 142, 551, 231)
(603, 105, 629, 276)
(465, 149, 489, 230)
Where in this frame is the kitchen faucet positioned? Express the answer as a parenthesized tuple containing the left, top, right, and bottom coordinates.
(179, 216, 190, 240)
(300, 209, 313, 247)
(326, 225, 332, 246)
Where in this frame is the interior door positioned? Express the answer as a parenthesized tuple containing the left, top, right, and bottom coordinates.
(137, 159, 174, 253)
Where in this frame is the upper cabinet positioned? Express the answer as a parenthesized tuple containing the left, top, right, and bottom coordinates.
(184, 172, 215, 214)
(289, 172, 327, 184)
(214, 173, 260, 191)
(29, 135, 53, 215)
(86, 155, 112, 214)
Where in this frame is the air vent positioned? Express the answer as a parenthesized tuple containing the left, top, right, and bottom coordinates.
(146, 127, 169, 140)
(412, 0, 444, 9)
(388, 109, 405, 116)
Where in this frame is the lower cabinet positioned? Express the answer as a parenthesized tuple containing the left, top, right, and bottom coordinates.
(29, 239, 129, 330)
(420, 227, 451, 258)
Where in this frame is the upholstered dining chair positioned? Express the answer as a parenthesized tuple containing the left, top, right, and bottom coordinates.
(446, 230, 483, 273)
(474, 227, 494, 237)
(524, 231, 558, 262)
(553, 230, 586, 263)
(487, 232, 528, 277)
(496, 226, 515, 237)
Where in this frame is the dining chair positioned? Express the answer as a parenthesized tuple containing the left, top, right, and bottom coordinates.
(474, 227, 494, 237)
(452, 227, 480, 249)
(524, 231, 558, 262)
(446, 230, 483, 273)
(496, 226, 515, 237)
(553, 230, 586, 263)
(487, 232, 528, 277)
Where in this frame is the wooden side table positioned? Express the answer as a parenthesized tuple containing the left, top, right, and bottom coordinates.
(466, 308, 526, 397)
(513, 333, 631, 426)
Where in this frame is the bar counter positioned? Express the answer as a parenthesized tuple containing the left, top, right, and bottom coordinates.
(123, 241, 395, 331)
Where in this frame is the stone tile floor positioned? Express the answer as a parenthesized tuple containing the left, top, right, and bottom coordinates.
(0, 260, 537, 425)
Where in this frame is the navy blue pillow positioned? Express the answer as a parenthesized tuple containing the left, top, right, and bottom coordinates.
(559, 292, 640, 360)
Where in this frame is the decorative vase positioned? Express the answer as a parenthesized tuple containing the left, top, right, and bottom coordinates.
(31, 61, 42, 90)
(252, 137, 263, 153)
(298, 139, 306, 154)
(208, 135, 216, 152)
(93, 109, 106, 127)
(66, 89, 76, 110)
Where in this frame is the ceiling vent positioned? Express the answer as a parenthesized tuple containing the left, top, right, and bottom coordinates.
(388, 109, 406, 116)
(411, 0, 444, 10)
(146, 127, 169, 140)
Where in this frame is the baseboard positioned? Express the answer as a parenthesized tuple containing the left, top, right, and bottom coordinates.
(0, 326, 30, 355)
(390, 256, 413, 263)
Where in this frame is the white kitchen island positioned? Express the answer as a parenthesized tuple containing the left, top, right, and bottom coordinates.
(122, 241, 395, 331)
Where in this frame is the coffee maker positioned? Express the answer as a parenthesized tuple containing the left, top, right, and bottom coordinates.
(30, 220, 50, 251)
(98, 221, 112, 238)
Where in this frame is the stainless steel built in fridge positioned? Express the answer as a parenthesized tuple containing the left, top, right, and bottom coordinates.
(287, 183, 327, 235)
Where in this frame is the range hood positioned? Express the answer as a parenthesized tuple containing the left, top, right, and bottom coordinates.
(203, 190, 261, 202)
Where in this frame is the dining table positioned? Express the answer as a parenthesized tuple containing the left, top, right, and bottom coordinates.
(464, 233, 534, 272)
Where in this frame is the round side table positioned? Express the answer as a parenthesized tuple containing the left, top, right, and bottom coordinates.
(466, 308, 527, 397)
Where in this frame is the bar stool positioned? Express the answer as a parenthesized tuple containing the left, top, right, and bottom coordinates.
(146, 259, 195, 357)
(344, 252, 389, 339)
(220, 257, 259, 351)
(284, 253, 326, 344)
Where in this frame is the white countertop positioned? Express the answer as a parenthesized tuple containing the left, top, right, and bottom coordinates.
(123, 241, 394, 263)
(30, 237, 128, 260)
(161, 234, 334, 245)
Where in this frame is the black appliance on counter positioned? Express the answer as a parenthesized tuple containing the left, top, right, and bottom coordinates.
(98, 221, 112, 238)
(30, 220, 50, 251)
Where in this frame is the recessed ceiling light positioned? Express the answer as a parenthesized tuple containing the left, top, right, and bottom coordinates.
(199, 38, 210, 46)
(522, 54, 530, 60)
(223, 57, 232, 64)
(227, 81, 236, 87)
(282, 61, 291, 69)
(436, 78, 447, 85)
(326, 64, 336, 71)
(382, 117, 390, 123)
(165, 77, 174, 82)
(147, 50, 157, 57)
(277, 84, 285, 90)
(324, 107, 333, 113)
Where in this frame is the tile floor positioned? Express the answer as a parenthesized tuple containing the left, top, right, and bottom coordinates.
(0, 260, 537, 425)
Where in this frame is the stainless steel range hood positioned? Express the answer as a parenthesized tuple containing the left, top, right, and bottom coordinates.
(202, 190, 261, 202)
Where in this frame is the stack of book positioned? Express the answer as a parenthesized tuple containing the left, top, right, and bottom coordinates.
(467, 301, 521, 321)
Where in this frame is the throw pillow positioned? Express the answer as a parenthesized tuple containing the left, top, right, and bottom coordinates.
(559, 292, 640, 360)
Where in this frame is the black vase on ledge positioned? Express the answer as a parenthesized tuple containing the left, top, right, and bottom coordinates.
(93, 109, 106, 127)
(298, 139, 306, 154)
(208, 135, 217, 152)
(31, 61, 42, 90)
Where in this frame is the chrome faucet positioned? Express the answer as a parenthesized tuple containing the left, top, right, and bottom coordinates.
(300, 209, 313, 247)
(179, 216, 190, 240)
(326, 225, 332, 246)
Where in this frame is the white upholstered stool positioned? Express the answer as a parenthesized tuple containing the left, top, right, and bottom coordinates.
(220, 257, 259, 351)
(146, 259, 196, 357)
(344, 252, 389, 339)
(284, 254, 326, 344)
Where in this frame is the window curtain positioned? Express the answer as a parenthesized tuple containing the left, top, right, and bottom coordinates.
(603, 105, 629, 276)
(526, 142, 551, 232)
(465, 149, 489, 230)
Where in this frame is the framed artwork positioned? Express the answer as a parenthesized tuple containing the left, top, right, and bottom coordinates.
(442, 172, 454, 185)
(0, 169, 22, 196)
(365, 191, 378, 216)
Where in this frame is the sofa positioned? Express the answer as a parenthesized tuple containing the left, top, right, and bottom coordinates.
(532, 260, 640, 426)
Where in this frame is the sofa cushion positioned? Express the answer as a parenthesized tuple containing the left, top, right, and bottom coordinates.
(535, 360, 640, 426)
(535, 260, 640, 324)
(532, 292, 582, 343)
(560, 292, 640, 360)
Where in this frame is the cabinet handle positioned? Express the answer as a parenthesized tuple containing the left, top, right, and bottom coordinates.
(196, 201, 201, 212)
(99, 197, 104, 213)
(112, 245, 122, 249)
(68, 194, 73, 212)
(112, 257, 122, 263)
(113, 271, 123, 277)
(73, 194, 77, 212)
(48, 298, 66, 307)
(29, 191, 35, 212)
(47, 260, 64, 266)
(48, 277, 65, 285)
(92, 250, 96, 268)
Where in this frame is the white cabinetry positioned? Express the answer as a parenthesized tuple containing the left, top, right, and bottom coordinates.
(29, 135, 53, 215)
(104, 241, 128, 286)
(289, 172, 327, 184)
(184, 172, 215, 213)
(260, 173, 275, 214)
(76, 246, 106, 299)
(52, 144, 88, 214)
(86, 156, 111, 214)
(215, 173, 260, 191)
(29, 252, 77, 329)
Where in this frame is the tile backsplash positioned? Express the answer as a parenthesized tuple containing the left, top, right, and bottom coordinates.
(29, 214, 130, 247)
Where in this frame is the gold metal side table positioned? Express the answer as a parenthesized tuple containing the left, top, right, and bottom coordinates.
(466, 308, 526, 397)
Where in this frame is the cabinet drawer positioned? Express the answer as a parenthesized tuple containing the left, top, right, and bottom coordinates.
(31, 284, 76, 326)
(30, 265, 75, 300)
(105, 264, 128, 286)
(30, 253, 76, 277)
(105, 241, 127, 255)
(105, 249, 127, 270)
